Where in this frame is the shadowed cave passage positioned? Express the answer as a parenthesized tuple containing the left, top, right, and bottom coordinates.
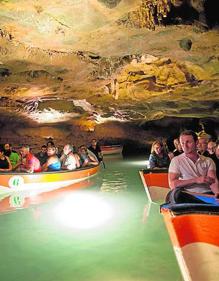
(1, 114, 218, 157)
(164, 0, 219, 28)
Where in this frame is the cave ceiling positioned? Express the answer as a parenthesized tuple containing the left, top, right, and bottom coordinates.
(0, 0, 219, 144)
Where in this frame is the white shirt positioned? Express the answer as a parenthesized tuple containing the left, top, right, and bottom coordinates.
(169, 153, 216, 193)
(62, 153, 77, 170)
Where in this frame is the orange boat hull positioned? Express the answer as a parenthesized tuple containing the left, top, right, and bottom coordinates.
(161, 208, 219, 281)
(139, 170, 169, 203)
(0, 165, 100, 193)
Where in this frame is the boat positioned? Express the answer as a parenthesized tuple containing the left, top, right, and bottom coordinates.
(0, 165, 100, 194)
(100, 144, 123, 155)
(161, 190, 219, 281)
(139, 169, 169, 203)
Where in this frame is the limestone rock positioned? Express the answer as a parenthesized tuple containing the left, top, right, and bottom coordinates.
(115, 57, 204, 97)
(183, 61, 209, 80)
(179, 38, 193, 51)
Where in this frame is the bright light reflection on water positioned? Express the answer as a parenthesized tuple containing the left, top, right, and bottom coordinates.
(54, 192, 113, 229)
(127, 159, 149, 167)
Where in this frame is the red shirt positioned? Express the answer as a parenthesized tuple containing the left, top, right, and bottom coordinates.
(25, 153, 41, 172)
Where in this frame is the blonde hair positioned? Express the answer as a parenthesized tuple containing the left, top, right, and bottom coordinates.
(197, 131, 211, 141)
(151, 140, 164, 153)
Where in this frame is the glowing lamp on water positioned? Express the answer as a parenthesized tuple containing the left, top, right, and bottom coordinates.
(54, 192, 113, 229)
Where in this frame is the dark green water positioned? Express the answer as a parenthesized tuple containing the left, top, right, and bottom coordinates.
(0, 156, 182, 281)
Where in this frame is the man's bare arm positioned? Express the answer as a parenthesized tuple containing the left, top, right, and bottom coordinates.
(207, 169, 219, 196)
(168, 172, 197, 189)
(168, 172, 215, 190)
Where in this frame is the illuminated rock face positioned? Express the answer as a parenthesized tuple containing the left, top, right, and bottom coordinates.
(0, 0, 218, 148)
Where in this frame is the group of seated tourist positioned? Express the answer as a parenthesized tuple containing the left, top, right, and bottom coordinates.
(0, 138, 102, 173)
(148, 130, 219, 196)
(149, 132, 219, 176)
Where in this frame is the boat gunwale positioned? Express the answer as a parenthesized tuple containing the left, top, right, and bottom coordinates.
(140, 168, 168, 174)
(100, 145, 123, 154)
(0, 164, 100, 176)
(0, 164, 100, 191)
(100, 145, 122, 149)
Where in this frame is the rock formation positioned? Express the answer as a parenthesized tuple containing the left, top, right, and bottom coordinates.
(118, 0, 218, 29)
(0, 0, 218, 149)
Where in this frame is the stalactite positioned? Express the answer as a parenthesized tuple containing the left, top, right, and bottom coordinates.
(117, 0, 172, 29)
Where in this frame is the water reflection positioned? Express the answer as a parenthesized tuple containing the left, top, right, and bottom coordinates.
(101, 170, 128, 192)
(0, 175, 102, 214)
(0, 156, 181, 281)
(142, 203, 152, 224)
(101, 155, 128, 192)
